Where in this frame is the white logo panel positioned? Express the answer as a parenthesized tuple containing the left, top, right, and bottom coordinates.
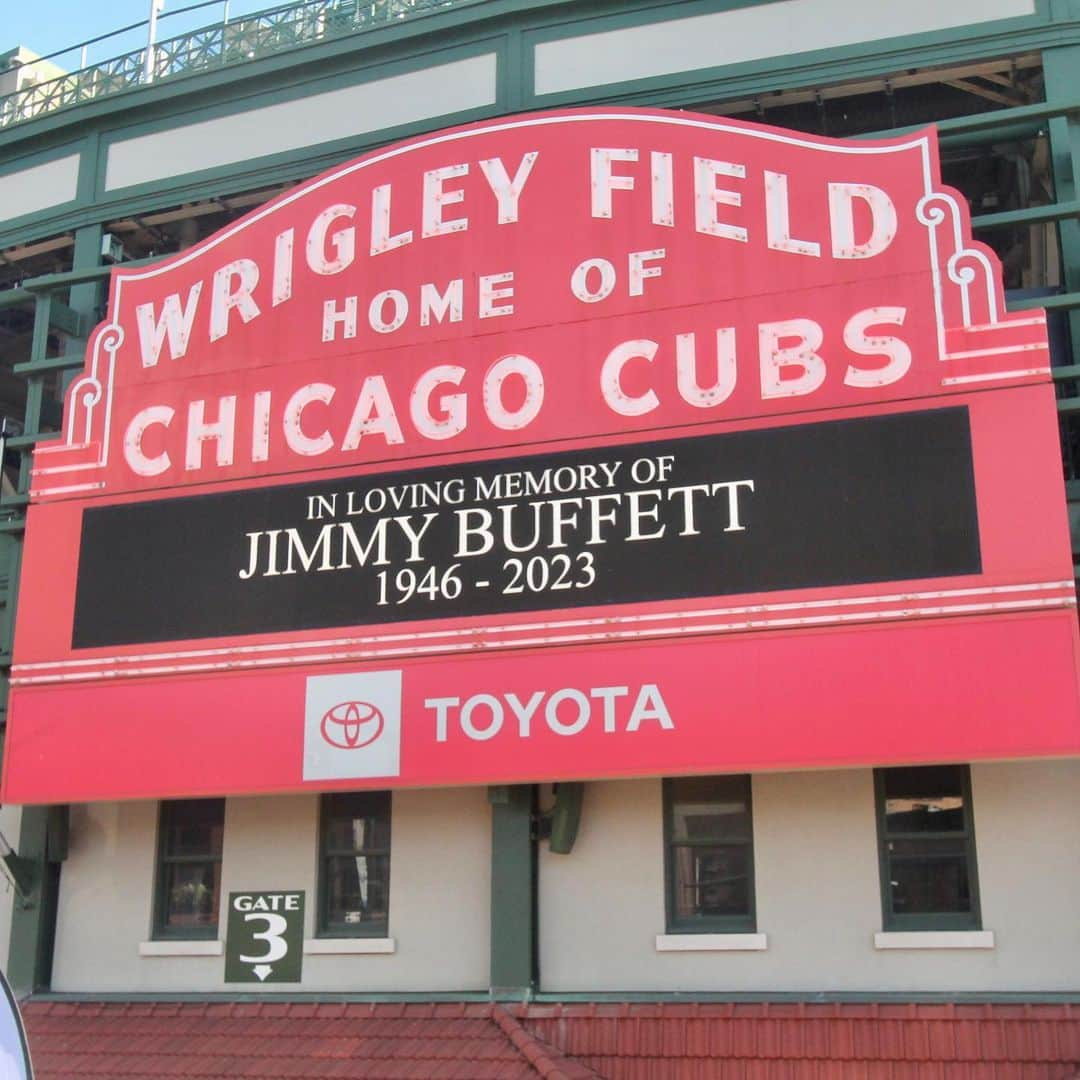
(303, 670, 402, 781)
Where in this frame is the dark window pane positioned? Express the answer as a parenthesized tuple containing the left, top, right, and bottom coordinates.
(323, 793, 391, 851)
(325, 854, 390, 928)
(889, 850, 971, 915)
(161, 860, 221, 929)
(878, 765, 979, 928)
(888, 836, 968, 860)
(156, 799, 225, 936)
(669, 776, 752, 843)
(883, 767, 965, 834)
(324, 812, 390, 853)
(321, 792, 391, 934)
(161, 799, 225, 857)
(672, 844, 751, 920)
(885, 799, 965, 834)
(883, 766, 964, 800)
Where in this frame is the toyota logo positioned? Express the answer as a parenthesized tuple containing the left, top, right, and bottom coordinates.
(320, 701, 385, 749)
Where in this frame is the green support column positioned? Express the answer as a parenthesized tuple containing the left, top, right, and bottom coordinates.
(5, 223, 103, 996)
(489, 785, 536, 998)
(64, 225, 104, 360)
(5, 812, 58, 998)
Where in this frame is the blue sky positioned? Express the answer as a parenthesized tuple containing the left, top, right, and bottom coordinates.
(4, 1, 276, 68)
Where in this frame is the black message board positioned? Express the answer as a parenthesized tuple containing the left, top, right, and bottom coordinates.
(73, 407, 981, 648)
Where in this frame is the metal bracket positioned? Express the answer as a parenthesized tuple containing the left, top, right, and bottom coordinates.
(0, 843, 35, 906)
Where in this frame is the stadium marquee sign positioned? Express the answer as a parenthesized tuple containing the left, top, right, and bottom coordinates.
(3, 108, 1079, 804)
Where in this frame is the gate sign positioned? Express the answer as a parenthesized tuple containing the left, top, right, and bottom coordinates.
(3, 108, 1080, 804)
(225, 891, 304, 984)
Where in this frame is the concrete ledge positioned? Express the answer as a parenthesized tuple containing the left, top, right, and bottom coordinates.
(138, 940, 223, 957)
(874, 931, 995, 950)
(655, 933, 768, 952)
(303, 937, 397, 955)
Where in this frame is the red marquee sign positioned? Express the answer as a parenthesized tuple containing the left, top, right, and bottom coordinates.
(4, 108, 1079, 804)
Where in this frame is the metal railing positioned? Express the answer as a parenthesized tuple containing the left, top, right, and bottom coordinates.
(0, 0, 469, 130)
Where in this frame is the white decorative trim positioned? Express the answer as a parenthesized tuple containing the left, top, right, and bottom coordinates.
(138, 939, 223, 957)
(943, 343, 1047, 360)
(655, 933, 768, 952)
(873, 930, 995, 950)
(10, 580, 1075, 686)
(29, 481, 106, 496)
(942, 367, 1051, 385)
(948, 246, 1001, 326)
(964, 316, 1045, 332)
(303, 937, 396, 955)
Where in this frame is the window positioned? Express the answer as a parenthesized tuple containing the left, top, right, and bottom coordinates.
(153, 799, 225, 939)
(318, 792, 391, 937)
(664, 775, 755, 933)
(875, 765, 981, 931)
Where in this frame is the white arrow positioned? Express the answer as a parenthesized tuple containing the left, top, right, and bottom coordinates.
(252, 965, 273, 981)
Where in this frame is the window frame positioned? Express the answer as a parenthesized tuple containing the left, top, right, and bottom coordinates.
(152, 798, 225, 941)
(662, 775, 756, 935)
(874, 764, 982, 932)
(317, 790, 392, 939)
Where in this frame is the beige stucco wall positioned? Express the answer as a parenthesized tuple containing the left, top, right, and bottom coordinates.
(51, 787, 490, 993)
(539, 761, 1080, 993)
(47, 759, 1080, 994)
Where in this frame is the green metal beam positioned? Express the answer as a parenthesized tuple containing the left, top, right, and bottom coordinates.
(972, 199, 1080, 231)
(20, 253, 159, 294)
(3, 289, 51, 987)
(4, 804, 58, 998)
(4, 432, 62, 450)
(1044, 47, 1080, 357)
(489, 785, 536, 999)
(44, 299, 84, 339)
(1007, 291, 1080, 312)
(13, 355, 88, 377)
(866, 96, 1080, 141)
(939, 123, 1046, 150)
(3, 225, 103, 995)
(935, 98, 1080, 135)
(0, 289, 32, 310)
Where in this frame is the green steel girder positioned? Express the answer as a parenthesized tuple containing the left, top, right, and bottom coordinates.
(3, 224, 105, 995)
(973, 199, 1080, 231)
(489, 785, 537, 998)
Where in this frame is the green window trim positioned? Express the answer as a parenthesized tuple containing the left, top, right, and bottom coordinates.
(317, 791, 392, 939)
(152, 798, 225, 941)
(874, 764, 982, 933)
(663, 775, 756, 934)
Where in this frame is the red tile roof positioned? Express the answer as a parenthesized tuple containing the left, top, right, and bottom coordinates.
(21, 1000, 600, 1080)
(514, 1002, 1080, 1079)
(20, 999, 1080, 1079)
